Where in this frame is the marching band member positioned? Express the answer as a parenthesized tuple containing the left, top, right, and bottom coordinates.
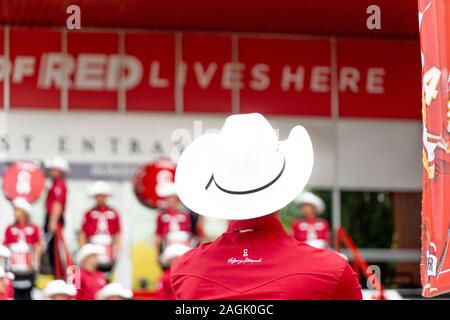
(154, 183, 193, 259)
(157, 243, 191, 300)
(44, 156, 69, 277)
(79, 181, 121, 276)
(3, 198, 42, 300)
(171, 113, 362, 299)
(74, 244, 107, 300)
(291, 192, 331, 249)
(0, 245, 14, 300)
(43, 280, 76, 300)
(96, 283, 133, 300)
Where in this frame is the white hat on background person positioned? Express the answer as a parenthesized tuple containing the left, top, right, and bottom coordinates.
(43, 280, 76, 299)
(175, 113, 314, 220)
(160, 243, 192, 266)
(12, 197, 33, 215)
(45, 156, 70, 173)
(156, 182, 177, 198)
(96, 283, 133, 300)
(75, 244, 105, 266)
(88, 181, 113, 197)
(294, 192, 325, 214)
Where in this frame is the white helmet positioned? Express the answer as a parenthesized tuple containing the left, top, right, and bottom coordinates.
(156, 182, 177, 198)
(45, 156, 70, 173)
(43, 280, 77, 299)
(88, 181, 112, 197)
(12, 197, 33, 215)
(160, 243, 191, 265)
(294, 192, 325, 215)
(96, 283, 133, 300)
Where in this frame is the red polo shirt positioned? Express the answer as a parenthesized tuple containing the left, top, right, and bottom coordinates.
(75, 268, 107, 300)
(45, 177, 67, 217)
(292, 217, 330, 244)
(171, 214, 362, 300)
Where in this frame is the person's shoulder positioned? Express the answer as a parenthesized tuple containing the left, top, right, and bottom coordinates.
(292, 241, 348, 272)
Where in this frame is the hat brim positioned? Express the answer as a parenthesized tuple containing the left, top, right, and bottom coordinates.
(175, 125, 313, 220)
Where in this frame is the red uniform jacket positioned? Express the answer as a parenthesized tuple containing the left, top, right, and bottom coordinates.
(157, 269, 176, 300)
(3, 223, 41, 273)
(81, 206, 121, 239)
(76, 268, 107, 300)
(156, 209, 192, 239)
(171, 215, 362, 300)
(291, 217, 330, 244)
(46, 177, 67, 217)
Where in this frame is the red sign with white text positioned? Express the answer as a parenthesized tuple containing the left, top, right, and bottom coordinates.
(0, 28, 422, 119)
(337, 39, 421, 119)
(67, 31, 119, 110)
(182, 34, 232, 113)
(10, 28, 61, 109)
(239, 37, 332, 116)
(125, 32, 176, 112)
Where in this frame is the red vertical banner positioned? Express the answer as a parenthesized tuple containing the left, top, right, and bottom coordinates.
(67, 32, 119, 110)
(10, 28, 61, 109)
(419, 0, 450, 297)
(182, 34, 232, 113)
(125, 32, 175, 112)
(0, 28, 3, 108)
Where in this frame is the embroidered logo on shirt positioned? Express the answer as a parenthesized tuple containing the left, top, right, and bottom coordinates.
(227, 249, 262, 265)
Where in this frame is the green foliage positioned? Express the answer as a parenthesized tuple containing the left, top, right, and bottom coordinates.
(341, 192, 393, 249)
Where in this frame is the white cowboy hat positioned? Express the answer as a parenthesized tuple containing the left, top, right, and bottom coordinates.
(156, 182, 177, 198)
(160, 243, 191, 265)
(43, 280, 76, 299)
(0, 245, 11, 258)
(96, 283, 133, 300)
(88, 181, 113, 197)
(75, 244, 105, 266)
(294, 192, 325, 214)
(175, 113, 314, 220)
(45, 156, 70, 173)
(12, 197, 33, 215)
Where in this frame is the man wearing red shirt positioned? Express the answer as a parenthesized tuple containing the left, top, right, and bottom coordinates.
(291, 192, 331, 249)
(172, 113, 362, 300)
(4, 198, 42, 300)
(74, 244, 107, 300)
(79, 181, 121, 275)
(44, 157, 69, 277)
(155, 183, 193, 259)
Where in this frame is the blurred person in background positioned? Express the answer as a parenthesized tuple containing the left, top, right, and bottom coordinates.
(74, 244, 107, 300)
(157, 243, 191, 300)
(3, 198, 42, 300)
(291, 192, 330, 249)
(42, 280, 76, 300)
(96, 283, 133, 300)
(171, 113, 362, 299)
(154, 183, 194, 260)
(0, 268, 10, 300)
(79, 181, 121, 277)
(44, 156, 69, 278)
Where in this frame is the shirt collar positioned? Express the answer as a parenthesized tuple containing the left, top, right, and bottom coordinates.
(227, 214, 285, 233)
